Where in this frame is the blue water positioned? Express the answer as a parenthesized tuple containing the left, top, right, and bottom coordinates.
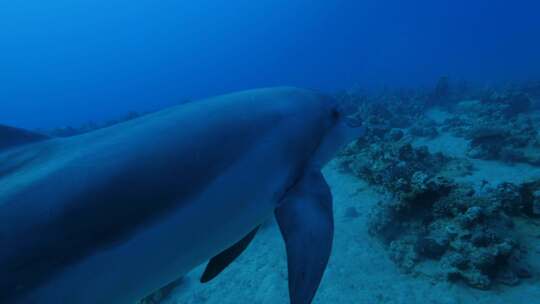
(2, 2, 540, 304)
(1, 0, 540, 128)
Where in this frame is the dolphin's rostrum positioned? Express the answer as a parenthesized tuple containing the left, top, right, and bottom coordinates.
(0, 87, 363, 303)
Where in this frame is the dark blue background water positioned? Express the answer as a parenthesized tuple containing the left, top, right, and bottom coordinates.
(1, 0, 539, 128)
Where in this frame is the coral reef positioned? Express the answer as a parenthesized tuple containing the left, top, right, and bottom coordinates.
(441, 92, 540, 165)
(427, 76, 451, 106)
(522, 81, 540, 98)
(338, 137, 472, 195)
(336, 80, 540, 290)
(334, 89, 426, 132)
(409, 118, 439, 139)
(366, 177, 537, 289)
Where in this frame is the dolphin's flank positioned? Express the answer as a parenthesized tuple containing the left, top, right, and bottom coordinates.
(0, 87, 364, 304)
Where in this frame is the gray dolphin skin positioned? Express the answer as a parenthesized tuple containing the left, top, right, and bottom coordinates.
(0, 87, 364, 304)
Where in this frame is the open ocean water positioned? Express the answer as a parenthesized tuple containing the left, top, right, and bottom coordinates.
(2, 1, 540, 303)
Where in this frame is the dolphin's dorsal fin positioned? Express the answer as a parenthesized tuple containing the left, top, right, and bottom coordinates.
(275, 170, 333, 304)
(200, 225, 260, 283)
(0, 124, 49, 152)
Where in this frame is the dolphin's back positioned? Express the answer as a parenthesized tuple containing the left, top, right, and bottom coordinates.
(0, 87, 329, 302)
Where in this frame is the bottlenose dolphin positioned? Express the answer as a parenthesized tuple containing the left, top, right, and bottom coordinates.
(0, 87, 363, 304)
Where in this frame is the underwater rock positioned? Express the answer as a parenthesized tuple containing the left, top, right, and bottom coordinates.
(334, 90, 429, 137)
(465, 125, 508, 161)
(434, 76, 450, 99)
(338, 137, 466, 199)
(388, 128, 404, 141)
(336, 82, 540, 290)
(409, 125, 438, 138)
(398, 143, 415, 161)
(499, 147, 527, 163)
(481, 91, 532, 117)
(439, 89, 539, 164)
(493, 183, 524, 215)
(502, 180, 540, 217)
(460, 206, 484, 227)
(366, 177, 533, 290)
(532, 190, 540, 216)
(442, 252, 468, 270)
(409, 117, 439, 138)
(415, 236, 449, 259)
(427, 76, 453, 107)
(496, 268, 520, 286)
(459, 118, 538, 164)
(455, 99, 484, 114)
(389, 238, 419, 273)
(522, 81, 540, 97)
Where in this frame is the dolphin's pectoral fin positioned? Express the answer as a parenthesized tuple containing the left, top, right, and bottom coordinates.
(275, 170, 334, 304)
(200, 226, 260, 283)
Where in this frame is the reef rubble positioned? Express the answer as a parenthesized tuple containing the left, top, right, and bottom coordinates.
(365, 177, 540, 289)
(336, 79, 540, 290)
